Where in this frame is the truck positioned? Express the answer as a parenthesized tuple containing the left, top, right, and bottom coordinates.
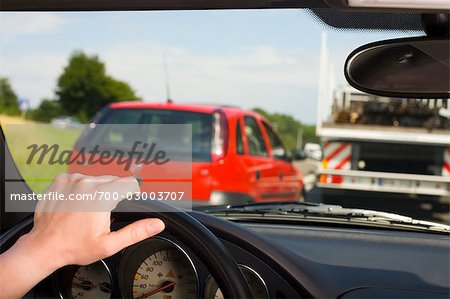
(315, 86, 450, 210)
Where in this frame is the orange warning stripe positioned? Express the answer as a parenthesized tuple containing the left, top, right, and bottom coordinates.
(443, 161, 450, 175)
(324, 143, 350, 163)
(335, 155, 351, 170)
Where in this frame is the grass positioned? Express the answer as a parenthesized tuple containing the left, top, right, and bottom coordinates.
(2, 115, 81, 193)
(0, 114, 34, 124)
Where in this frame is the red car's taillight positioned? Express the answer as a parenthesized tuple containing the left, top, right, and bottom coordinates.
(211, 110, 228, 162)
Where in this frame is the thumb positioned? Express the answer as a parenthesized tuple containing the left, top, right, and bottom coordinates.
(104, 218, 165, 254)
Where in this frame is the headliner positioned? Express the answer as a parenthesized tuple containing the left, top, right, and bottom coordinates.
(0, 0, 428, 32)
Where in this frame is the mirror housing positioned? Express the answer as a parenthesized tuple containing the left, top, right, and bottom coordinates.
(345, 37, 450, 98)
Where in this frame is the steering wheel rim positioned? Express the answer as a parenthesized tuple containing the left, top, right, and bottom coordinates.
(113, 200, 252, 299)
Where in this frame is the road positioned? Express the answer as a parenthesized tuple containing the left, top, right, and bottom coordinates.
(292, 159, 321, 192)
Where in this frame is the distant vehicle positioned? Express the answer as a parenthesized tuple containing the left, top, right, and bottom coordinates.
(303, 143, 322, 161)
(316, 86, 450, 201)
(50, 116, 82, 129)
(292, 148, 320, 195)
(70, 101, 304, 205)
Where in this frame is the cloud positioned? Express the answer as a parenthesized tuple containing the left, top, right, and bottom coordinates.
(0, 41, 321, 123)
(0, 13, 66, 37)
(0, 53, 67, 104)
(98, 42, 320, 122)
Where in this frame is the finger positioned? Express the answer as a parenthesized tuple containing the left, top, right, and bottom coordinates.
(44, 173, 70, 192)
(36, 173, 71, 212)
(113, 176, 140, 194)
(99, 176, 140, 209)
(103, 218, 165, 255)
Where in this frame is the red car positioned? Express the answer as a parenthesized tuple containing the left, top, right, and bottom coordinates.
(70, 101, 304, 205)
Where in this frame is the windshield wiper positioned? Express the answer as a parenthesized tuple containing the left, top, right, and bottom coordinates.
(200, 201, 450, 233)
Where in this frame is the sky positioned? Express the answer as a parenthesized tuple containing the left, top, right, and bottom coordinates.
(0, 10, 419, 124)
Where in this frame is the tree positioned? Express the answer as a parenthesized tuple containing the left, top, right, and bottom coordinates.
(0, 77, 20, 115)
(104, 76, 137, 102)
(28, 99, 65, 122)
(253, 107, 319, 150)
(56, 51, 140, 121)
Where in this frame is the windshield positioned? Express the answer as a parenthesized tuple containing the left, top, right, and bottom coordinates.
(1, 10, 449, 226)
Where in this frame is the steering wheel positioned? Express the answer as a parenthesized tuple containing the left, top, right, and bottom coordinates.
(0, 200, 252, 299)
(113, 200, 252, 299)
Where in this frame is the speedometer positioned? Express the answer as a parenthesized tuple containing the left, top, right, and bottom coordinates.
(118, 237, 198, 299)
(132, 248, 197, 298)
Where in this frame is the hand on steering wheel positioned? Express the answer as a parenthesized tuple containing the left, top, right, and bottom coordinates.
(0, 173, 251, 299)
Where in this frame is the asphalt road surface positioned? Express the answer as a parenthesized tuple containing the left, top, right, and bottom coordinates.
(293, 159, 321, 192)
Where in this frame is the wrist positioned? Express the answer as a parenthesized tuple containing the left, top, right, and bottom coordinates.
(15, 231, 67, 273)
(0, 232, 66, 299)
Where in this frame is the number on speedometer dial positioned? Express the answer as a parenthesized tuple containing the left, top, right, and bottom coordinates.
(132, 248, 197, 299)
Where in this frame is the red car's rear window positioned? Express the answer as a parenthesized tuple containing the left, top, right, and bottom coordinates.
(91, 108, 213, 162)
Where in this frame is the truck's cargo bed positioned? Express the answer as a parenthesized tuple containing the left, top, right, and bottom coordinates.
(319, 123, 450, 145)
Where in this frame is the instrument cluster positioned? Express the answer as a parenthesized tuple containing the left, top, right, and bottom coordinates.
(54, 237, 269, 299)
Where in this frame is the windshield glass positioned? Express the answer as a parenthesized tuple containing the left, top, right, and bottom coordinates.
(1, 10, 448, 226)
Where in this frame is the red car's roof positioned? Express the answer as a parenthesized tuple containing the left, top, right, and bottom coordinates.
(108, 101, 264, 120)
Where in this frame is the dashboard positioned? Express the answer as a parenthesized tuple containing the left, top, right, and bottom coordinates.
(52, 233, 289, 299)
(22, 211, 450, 299)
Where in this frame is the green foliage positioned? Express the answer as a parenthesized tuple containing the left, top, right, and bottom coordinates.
(28, 99, 66, 123)
(56, 51, 140, 122)
(300, 125, 318, 147)
(0, 77, 20, 115)
(104, 76, 137, 103)
(253, 107, 319, 150)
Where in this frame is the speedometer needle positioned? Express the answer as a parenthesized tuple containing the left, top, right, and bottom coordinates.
(73, 282, 95, 289)
(137, 281, 176, 299)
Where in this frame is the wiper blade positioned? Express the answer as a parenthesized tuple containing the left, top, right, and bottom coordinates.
(202, 202, 450, 232)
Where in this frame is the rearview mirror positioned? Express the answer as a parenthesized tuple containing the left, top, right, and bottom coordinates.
(345, 37, 449, 98)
